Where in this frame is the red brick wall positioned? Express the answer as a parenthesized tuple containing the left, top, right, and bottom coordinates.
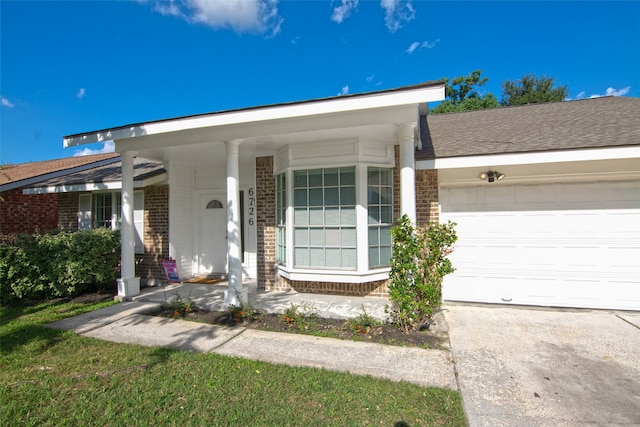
(58, 192, 81, 231)
(135, 185, 169, 282)
(416, 169, 439, 224)
(256, 156, 276, 290)
(0, 189, 59, 234)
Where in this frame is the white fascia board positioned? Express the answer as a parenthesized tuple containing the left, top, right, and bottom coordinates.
(64, 85, 445, 148)
(416, 146, 640, 170)
(23, 172, 167, 194)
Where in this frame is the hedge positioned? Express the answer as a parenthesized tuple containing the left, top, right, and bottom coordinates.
(0, 229, 120, 304)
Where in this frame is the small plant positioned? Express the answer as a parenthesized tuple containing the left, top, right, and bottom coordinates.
(167, 292, 196, 318)
(346, 306, 381, 335)
(282, 303, 301, 325)
(227, 304, 257, 324)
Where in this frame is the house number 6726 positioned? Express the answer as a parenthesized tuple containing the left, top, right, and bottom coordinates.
(248, 187, 255, 226)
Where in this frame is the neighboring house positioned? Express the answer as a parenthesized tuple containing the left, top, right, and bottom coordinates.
(59, 82, 639, 311)
(0, 153, 119, 234)
(21, 156, 167, 282)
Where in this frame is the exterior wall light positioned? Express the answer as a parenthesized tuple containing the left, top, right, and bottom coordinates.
(479, 170, 505, 183)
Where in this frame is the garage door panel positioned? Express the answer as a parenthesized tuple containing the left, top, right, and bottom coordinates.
(441, 180, 640, 310)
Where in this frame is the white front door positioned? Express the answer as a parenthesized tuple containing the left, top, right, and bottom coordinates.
(197, 193, 227, 275)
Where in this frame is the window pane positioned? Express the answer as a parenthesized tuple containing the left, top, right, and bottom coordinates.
(294, 208, 308, 225)
(369, 247, 379, 268)
(294, 170, 307, 188)
(308, 169, 323, 187)
(380, 187, 392, 205)
(324, 169, 338, 186)
(310, 248, 324, 266)
(380, 246, 392, 266)
(340, 207, 355, 225)
(381, 205, 393, 224)
(340, 187, 355, 205)
(325, 207, 339, 225)
(309, 207, 323, 225)
(309, 188, 323, 205)
(368, 169, 379, 185)
(380, 168, 392, 185)
(340, 169, 355, 185)
(369, 207, 380, 224)
(369, 227, 379, 245)
(368, 187, 379, 205)
(325, 228, 341, 246)
(309, 228, 324, 246)
(294, 228, 308, 245)
(295, 248, 309, 266)
(325, 248, 341, 268)
(324, 187, 339, 205)
(294, 189, 307, 207)
(342, 228, 356, 246)
(380, 226, 391, 245)
(343, 248, 357, 268)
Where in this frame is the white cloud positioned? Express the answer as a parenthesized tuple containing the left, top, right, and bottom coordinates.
(571, 86, 631, 100)
(366, 74, 375, 82)
(380, 0, 415, 33)
(406, 39, 439, 54)
(73, 141, 115, 157)
(332, 0, 358, 24)
(76, 88, 87, 99)
(151, 0, 283, 36)
(291, 36, 301, 45)
(1, 97, 14, 108)
(337, 85, 349, 96)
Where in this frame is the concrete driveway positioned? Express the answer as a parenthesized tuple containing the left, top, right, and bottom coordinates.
(444, 304, 640, 426)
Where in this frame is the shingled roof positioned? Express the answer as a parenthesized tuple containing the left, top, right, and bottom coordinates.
(417, 96, 640, 160)
(0, 153, 120, 191)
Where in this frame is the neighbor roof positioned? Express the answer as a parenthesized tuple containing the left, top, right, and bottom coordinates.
(23, 157, 166, 194)
(0, 153, 120, 192)
(417, 96, 640, 160)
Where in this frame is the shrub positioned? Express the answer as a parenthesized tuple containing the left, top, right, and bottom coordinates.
(0, 229, 121, 303)
(388, 215, 457, 334)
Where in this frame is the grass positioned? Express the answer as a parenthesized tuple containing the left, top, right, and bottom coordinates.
(1, 297, 466, 426)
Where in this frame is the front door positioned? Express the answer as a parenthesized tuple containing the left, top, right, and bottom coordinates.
(197, 193, 227, 275)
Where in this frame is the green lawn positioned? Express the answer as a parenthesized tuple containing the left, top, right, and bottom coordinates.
(0, 298, 466, 426)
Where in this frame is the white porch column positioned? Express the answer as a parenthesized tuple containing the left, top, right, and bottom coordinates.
(117, 151, 140, 298)
(399, 123, 417, 223)
(224, 139, 247, 307)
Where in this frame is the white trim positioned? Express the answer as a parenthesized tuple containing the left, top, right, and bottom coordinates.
(276, 266, 390, 284)
(64, 85, 445, 148)
(416, 146, 640, 170)
(22, 172, 167, 194)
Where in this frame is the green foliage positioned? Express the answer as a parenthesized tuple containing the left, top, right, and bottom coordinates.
(165, 292, 197, 318)
(388, 215, 457, 334)
(0, 229, 120, 304)
(501, 73, 568, 106)
(346, 305, 381, 335)
(431, 69, 500, 114)
(227, 303, 257, 323)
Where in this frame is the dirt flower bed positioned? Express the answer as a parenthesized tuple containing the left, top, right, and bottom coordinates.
(153, 304, 449, 350)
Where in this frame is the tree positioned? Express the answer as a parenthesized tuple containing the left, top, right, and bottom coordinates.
(501, 74, 568, 106)
(430, 69, 500, 114)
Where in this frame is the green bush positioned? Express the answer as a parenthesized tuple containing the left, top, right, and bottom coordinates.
(388, 214, 457, 334)
(0, 229, 120, 304)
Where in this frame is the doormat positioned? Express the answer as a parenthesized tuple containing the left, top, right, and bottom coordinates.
(185, 276, 226, 285)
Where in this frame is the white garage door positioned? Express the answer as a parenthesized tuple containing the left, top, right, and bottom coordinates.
(440, 180, 640, 310)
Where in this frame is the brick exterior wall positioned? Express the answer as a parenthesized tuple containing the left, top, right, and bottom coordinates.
(135, 185, 169, 283)
(0, 189, 59, 234)
(58, 192, 81, 231)
(275, 276, 389, 297)
(256, 156, 277, 290)
(416, 169, 439, 224)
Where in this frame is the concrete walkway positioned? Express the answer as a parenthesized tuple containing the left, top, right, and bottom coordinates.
(46, 282, 457, 390)
(46, 282, 640, 426)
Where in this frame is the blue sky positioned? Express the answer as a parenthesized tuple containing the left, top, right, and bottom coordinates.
(1, 0, 638, 165)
